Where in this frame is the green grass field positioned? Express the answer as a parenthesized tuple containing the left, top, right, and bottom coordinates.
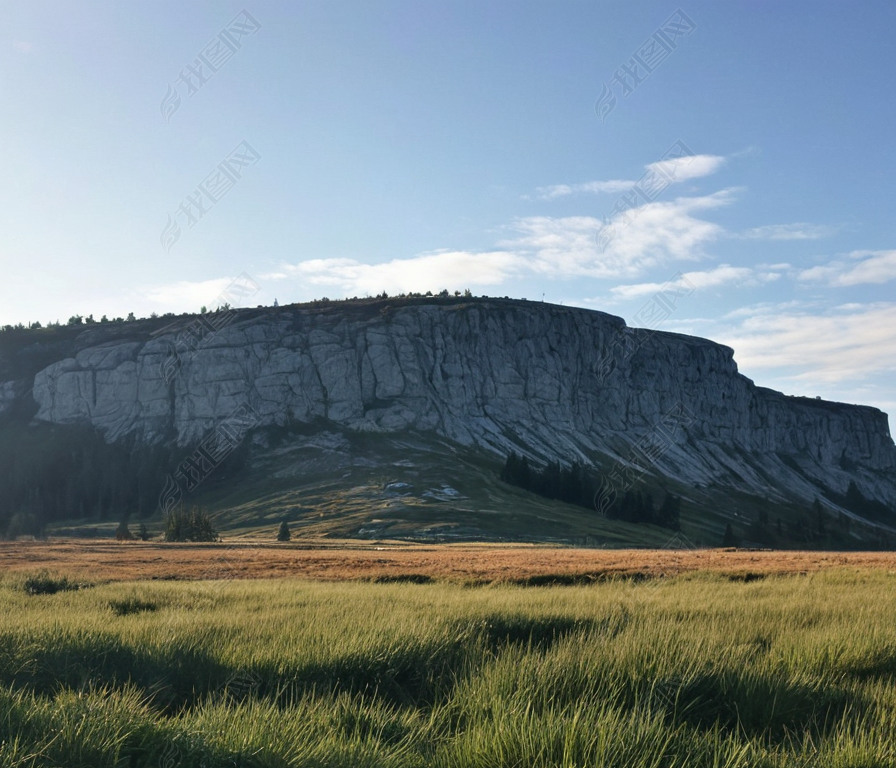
(1, 569, 895, 767)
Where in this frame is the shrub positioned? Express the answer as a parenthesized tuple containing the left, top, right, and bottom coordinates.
(22, 570, 87, 595)
(277, 521, 291, 542)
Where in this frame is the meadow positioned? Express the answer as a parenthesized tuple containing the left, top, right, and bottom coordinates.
(1, 567, 895, 767)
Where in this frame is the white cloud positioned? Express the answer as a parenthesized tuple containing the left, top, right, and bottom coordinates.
(505, 215, 626, 275)
(266, 188, 734, 296)
(799, 250, 896, 286)
(717, 300, 812, 321)
(267, 250, 521, 295)
(505, 190, 730, 278)
(534, 180, 635, 200)
(743, 223, 834, 240)
(609, 264, 757, 300)
(533, 154, 725, 200)
(799, 264, 842, 283)
(715, 302, 896, 385)
(645, 154, 726, 183)
(834, 250, 896, 286)
(598, 188, 734, 262)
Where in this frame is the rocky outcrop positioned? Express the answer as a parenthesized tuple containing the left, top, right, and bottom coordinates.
(8, 299, 896, 509)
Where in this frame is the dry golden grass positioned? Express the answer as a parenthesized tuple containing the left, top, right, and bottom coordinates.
(2, 538, 896, 583)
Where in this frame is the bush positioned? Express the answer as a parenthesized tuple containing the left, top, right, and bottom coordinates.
(22, 570, 87, 595)
(277, 521, 291, 542)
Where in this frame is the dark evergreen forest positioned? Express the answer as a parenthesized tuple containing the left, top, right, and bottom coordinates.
(499, 451, 682, 530)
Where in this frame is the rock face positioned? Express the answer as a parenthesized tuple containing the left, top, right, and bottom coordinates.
(8, 299, 896, 508)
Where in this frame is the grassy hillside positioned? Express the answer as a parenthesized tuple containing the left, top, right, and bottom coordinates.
(30, 423, 890, 549)
(1, 569, 895, 766)
(44, 434, 683, 547)
(191, 428, 688, 547)
(148, 426, 896, 548)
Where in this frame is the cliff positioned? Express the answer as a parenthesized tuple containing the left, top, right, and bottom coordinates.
(2, 297, 895, 528)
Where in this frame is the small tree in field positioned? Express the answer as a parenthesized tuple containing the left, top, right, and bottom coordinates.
(115, 520, 133, 541)
(277, 520, 291, 542)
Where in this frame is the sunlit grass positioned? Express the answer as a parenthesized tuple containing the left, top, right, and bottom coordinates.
(1, 569, 895, 766)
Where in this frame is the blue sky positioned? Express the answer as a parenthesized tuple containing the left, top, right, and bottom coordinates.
(3, 1, 895, 419)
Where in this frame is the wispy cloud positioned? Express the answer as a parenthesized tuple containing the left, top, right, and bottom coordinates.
(265, 188, 735, 296)
(799, 250, 896, 287)
(12, 41, 33, 54)
(742, 223, 835, 240)
(599, 189, 733, 264)
(715, 302, 896, 385)
(646, 153, 726, 183)
(506, 190, 732, 277)
(533, 180, 635, 200)
(609, 264, 760, 300)
(533, 154, 726, 200)
(264, 250, 521, 295)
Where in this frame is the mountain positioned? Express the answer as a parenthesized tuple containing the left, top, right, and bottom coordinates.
(1, 296, 894, 547)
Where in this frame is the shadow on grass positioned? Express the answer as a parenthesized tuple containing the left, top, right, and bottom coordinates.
(725, 572, 767, 583)
(0, 612, 628, 722)
(837, 647, 896, 681)
(260, 614, 599, 711)
(0, 626, 492, 714)
(108, 597, 160, 616)
(0, 634, 230, 714)
(370, 574, 434, 584)
(453, 613, 599, 652)
(669, 668, 854, 741)
(508, 571, 655, 587)
(20, 570, 92, 595)
(0, 685, 271, 768)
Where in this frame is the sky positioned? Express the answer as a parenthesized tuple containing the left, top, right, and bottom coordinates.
(2, 1, 895, 421)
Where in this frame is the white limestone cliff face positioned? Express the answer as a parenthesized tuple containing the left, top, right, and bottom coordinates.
(17, 301, 896, 507)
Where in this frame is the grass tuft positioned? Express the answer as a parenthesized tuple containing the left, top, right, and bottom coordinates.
(21, 570, 89, 595)
(107, 596, 159, 616)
